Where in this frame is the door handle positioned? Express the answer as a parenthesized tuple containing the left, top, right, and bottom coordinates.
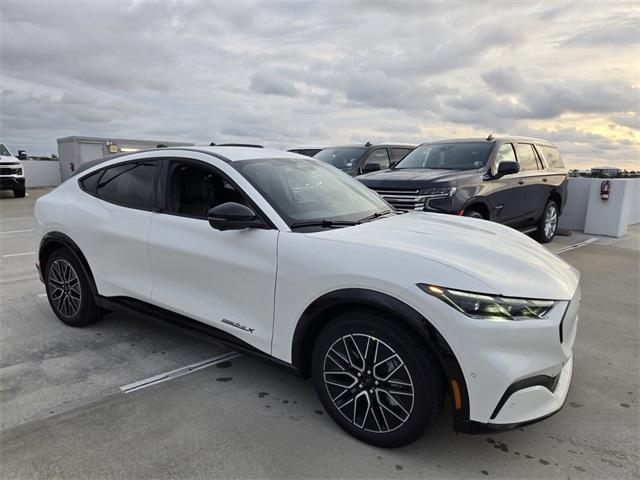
(542, 178, 548, 182)
(518, 180, 525, 185)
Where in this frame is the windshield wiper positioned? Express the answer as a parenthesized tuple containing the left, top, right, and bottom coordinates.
(357, 210, 393, 224)
(290, 219, 358, 229)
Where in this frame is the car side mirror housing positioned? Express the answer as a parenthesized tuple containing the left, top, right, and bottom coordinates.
(363, 163, 382, 173)
(17, 150, 27, 161)
(494, 160, 519, 178)
(207, 202, 265, 231)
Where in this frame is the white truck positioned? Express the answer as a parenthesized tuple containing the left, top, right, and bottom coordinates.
(0, 143, 26, 197)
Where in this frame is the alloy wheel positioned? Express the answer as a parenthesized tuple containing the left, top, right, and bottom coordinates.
(322, 333, 414, 433)
(544, 204, 558, 239)
(48, 259, 82, 318)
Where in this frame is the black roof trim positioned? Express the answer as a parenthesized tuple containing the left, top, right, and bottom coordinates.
(71, 147, 234, 177)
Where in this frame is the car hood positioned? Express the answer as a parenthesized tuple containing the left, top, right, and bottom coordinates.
(309, 213, 579, 300)
(0, 155, 20, 165)
(357, 168, 479, 189)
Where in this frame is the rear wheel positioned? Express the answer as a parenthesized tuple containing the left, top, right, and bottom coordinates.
(13, 185, 25, 198)
(535, 200, 558, 243)
(45, 248, 103, 326)
(311, 309, 443, 448)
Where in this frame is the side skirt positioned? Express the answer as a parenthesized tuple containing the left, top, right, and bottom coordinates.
(96, 295, 299, 375)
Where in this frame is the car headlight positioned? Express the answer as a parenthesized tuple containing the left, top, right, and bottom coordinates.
(419, 186, 456, 197)
(418, 284, 555, 321)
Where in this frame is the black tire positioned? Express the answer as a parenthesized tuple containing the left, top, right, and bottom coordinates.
(311, 309, 444, 448)
(535, 200, 558, 244)
(44, 248, 103, 327)
(463, 209, 484, 219)
(13, 185, 26, 198)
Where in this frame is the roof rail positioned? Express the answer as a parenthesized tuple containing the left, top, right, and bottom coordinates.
(217, 143, 264, 148)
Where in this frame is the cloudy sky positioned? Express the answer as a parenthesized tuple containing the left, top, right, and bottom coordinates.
(1, 0, 639, 169)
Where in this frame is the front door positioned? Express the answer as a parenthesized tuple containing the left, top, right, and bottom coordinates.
(147, 157, 279, 354)
(486, 143, 527, 225)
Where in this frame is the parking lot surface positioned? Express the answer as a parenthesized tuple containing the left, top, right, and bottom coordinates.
(1, 188, 638, 479)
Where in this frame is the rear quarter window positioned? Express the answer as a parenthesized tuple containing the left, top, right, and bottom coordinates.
(78, 171, 100, 194)
(539, 145, 565, 169)
(80, 161, 158, 211)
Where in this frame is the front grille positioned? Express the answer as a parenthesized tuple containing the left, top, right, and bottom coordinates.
(0, 167, 20, 175)
(371, 187, 426, 212)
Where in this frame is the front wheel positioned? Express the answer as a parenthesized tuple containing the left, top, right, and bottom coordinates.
(535, 200, 558, 243)
(463, 210, 484, 219)
(311, 310, 443, 448)
(13, 185, 26, 198)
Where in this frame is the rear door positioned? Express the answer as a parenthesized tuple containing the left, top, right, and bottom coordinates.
(70, 158, 160, 300)
(515, 143, 546, 223)
(147, 154, 279, 354)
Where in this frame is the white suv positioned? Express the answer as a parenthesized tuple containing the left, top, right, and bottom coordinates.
(35, 146, 580, 447)
(0, 143, 26, 197)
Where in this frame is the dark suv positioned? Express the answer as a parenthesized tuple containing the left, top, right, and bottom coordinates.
(357, 137, 568, 243)
(314, 142, 415, 176)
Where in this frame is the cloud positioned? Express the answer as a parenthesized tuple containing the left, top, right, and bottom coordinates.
(250, 71, 299, 97)
(611, 113, 640, 131)
(482, 67, 525, 94)
(562, 15, 640, 47)
(0, 0, 638, 170)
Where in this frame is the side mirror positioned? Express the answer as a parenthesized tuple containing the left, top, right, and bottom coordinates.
(494, 160, 519, 178)
(389, 160, 399, 169)
(207, 202, 265, 231)
(363, 163, 382, 173)
(17, 150, 27, 161)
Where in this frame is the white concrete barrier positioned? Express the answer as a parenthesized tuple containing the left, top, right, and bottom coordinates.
(560, 177, 640, 237)
(22, 160, 62, 188)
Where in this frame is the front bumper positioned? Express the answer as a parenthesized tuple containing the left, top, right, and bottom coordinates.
(0, 176, 25, 190)
(402, 285, 580, 432)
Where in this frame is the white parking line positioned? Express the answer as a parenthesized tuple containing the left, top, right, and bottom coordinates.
(2, 251, 36, 258)
(0, 216, 34, 222)
(37, 293, 47, 298)
(120, 351, 240, 393)
(0, 229, 35, 235)
(554, 237, 598, 254)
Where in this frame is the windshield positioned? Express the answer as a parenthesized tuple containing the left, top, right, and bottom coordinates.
(234, 157, 391, 228)
(0, 144, 11, 156)
(396, 142, 493, 170)
(314, 148, 365, 170)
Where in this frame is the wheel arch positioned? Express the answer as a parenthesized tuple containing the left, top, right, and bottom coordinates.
(462, 200, 490, 219)
(39, 232, 99, 297)
(548, 190, 562, 212)
(291, 288, 471, 426)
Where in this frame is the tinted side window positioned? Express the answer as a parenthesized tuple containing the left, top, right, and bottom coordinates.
(515, 143, 539, 171)
(95, 162, 157, 210)
(166, 161, 249, 219)
(79, 171, 100, 194)
(539, 145, 565, 169)
(364, 149, 390, 169)
(390, 148, 412, 162)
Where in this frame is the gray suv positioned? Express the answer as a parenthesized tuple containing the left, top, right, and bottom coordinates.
(357, 136, 568, 243)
